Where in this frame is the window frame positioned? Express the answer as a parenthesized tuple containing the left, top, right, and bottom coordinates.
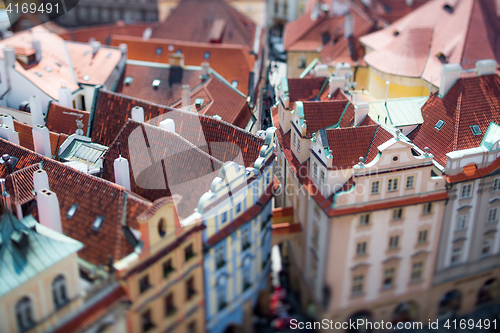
(351, 274, 364, 296)
(359, 213, 370, 226)
(320, 170, 326, 185)
(422, 202, 432, 215)
(487, 207, 498, 223)
(387, 178, 399, 192)
(411, 262, 423, 282)
(418, 230, 428, 244)
(313, 162, 318, 178)
(356, 241, 367, 256)
(382, 267, 395, 289)
(451, 247, 462, 265)
(388, 235, 400, 250)
(493, 178, 500, 191)
(456, 215, 468, 231)
(406, 175, 415, 189)
(392, 208, 403, 220)
(461, 183, 472, 199)
(52, 275, 69, 310)
(371, 180, 380, 194)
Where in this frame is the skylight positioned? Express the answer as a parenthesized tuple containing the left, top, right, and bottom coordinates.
(435, 120, 445, 130)
(204, 51, 210, 60)
(84, 50, 90, 56)
(83, 75, 90, 81)
(92, 215, 105, 231)
(45, 66, 52, 72)
(107, 52, 112, 58)
(124, 76, 134, 85)
(471, 125, 482, 135)
(231, 81, 238, 88)
(152, 79, 161, 88)
(66, 203, 78, 219)
(194, 98, 204, 106)
(35, 71, 42, 77)
(156, 47, 162, 55)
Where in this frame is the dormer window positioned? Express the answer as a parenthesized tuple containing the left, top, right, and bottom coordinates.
(471, 125, 482, 135)
(92, 215, 105, 231)
(435, 120, 445, 130)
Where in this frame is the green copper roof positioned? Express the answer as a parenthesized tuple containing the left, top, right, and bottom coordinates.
(0, 211, 83, 297)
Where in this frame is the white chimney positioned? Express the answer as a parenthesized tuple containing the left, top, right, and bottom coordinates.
(354, 102, 369, 125)
(0, 116, 19, 145)
(0, 113, 14, 128)
(142, 27, 152, 40)
(344, 13, 354, 39)
(3, 46, 16, 68)
(160, 118, 175, 133)
(131, 106, 145, 123)
(37, 189, 62, 233)
(30, 95, 44, 126)
(119, 43, 128, 55)
(476, 59, 496, 76)
(329, 76, 346, 95)
(58, 82, 73, 108)
(405, 0, 414, 6)
(439, 63, 462, 97)
(33, 169, 50, 194)
(314, 64, 330, 77)
(32, 125, 51, 157)
(32, 38, 42, 62)
(114, 157, 131, 190)
(182, 85, 190, 108)
(201, 62, 209, 78)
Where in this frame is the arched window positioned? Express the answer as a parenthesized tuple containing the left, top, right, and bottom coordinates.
(52, 275, 68, 310)
(16, 297, 35, 332)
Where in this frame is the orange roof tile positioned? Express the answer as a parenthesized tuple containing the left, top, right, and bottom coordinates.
(45, 102, 91, 136)
(58, 22, 154, 45)
(13, 120, 67, 158)
(301, 100, 351, 137)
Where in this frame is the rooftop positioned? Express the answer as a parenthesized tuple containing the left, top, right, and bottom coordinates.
(297, 100, 354, 138)
(45, 102, 91, 136)
(367, 96, 427, 127)
(58, 22, 154, 45)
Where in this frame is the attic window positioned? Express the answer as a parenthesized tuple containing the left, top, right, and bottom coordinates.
(124, 76, 134, 85)
(194, 98, 204, 106)
(66, 203, 78, 219)
(436, 52, 448, 63)
(435, 120, 445, 130)
(231, 81, 238, 88)
(82, 75, 90, 81)
(204, 51, 210, 60)
(92, 215, 105, 231)
(443, 4, 453, 13)
(471, 125, 482, 135)
(393, 30, 399, 36)
(152, 79, 161, 88)
(156, 47, 162, 55)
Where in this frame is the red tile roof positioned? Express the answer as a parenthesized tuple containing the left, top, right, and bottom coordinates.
(13, 120, 68, 158)
(58, 22, 154, 45)
(45, 102, 91, 136)
(0, 139, 151, 266)
(111, 36, 254, 95)
(288, 77, 327, 106)
(151, 0, 256, 49)
(92, 91, 262, 165)
(408, 74, 500, 167)
(444, 155, 500, 184)
(301, 100, 351, 137)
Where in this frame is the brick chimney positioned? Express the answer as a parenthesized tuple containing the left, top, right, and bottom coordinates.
(32, 125, 51, 158)
(439, 63, 462, 97)
(37, 189, 62, 233)
(169, 53, 185, 67)
(131, 106, 145, 123)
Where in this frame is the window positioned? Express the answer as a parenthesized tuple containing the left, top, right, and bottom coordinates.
(241, 228, 251, 251)
(418, 230, 428, 244)
(158, 218, 166, 237)
(184, 244, 195, 261)
(16, 297, 35, 332)
(162, 259, 174, 278)
(411, 262, 423, 282)
(186, 277, 196, 300)
(359, 214, 370, 226)
(488, 208, 498, 223)
(312, 223, 319, 246)
(456, 215, 467, 231)
(435, 120, 445, 130)
(471, 125, 482, 135)
(52, 275, 68, 310)
(66, 204, 78, 219)
(215, 245, 226, 269)
(494, 178, 500, 191)
(297, 138, 301, 152)
(461, 183, 472, 199)
(139, 275, 151, 294)
(371, 181, 380, 194)
(164, 293, 176, 316)
(298, 57, 306, 69)
(236, 202, 242, 213)
(156, 47, 162, 55)
(352, 275, 364, 296)
(388, 235, 399, 249)
(382, 268, 395, 289)
(292, 132, 296, 146)
(482, 239, 493, 256)
(217, 283, 227, 310)
(92, 215, 105, 231)
(423, 202, 432, 215)
(406, 176, 414, 189)
(392, 208, 403, 220)
(387, 178, 399, 191)
(242, 266, 251, 291)
(451, 247, 461, 264)
(221, 211, 227, 224)
(320, 170, 325, 185)
(356, 241, 367, 256)
(141, 309, 155, 332)
(231, 81, 238, 89)
(187, 321, 197, 333)
(313, 162, 318, 177)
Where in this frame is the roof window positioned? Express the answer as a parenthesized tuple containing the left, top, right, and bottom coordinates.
(156, 47, 162, 55)
(471, 125, 482, 135)
(435, 120, 445, 130)
(66, 203, 78, 219)
(204, 51, 210, 60)
(45, 66, 52, 72)
(231, 81, 238, 88)
(152, 79, 161, 88)
(124, 76, 134, 85)
(82, 75, 90, 81)
(92, 215, 105, 231)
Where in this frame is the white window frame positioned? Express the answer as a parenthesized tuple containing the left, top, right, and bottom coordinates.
(411, 262, 423, 282)
(461, 183, 472, 199)
(422, 202, 432, 215)
(418, 230, 428, 244)
(371, 181, 380, 194)
(482, 239, 493, 257)
(487, 207, 498, 223)
(406, 175, 415, 189)
(493, 178, 500, 191)
(292, 132, 296, 146)
(388, 235, 399, 249)
(387, 178, 399, 192)
(356, 241, 367, 256)
(359, 214, 370, 226)
(320, 170, 325, 185)
(352, 275, 364, 296)
(456, 214, 468, 231)
(313, 162, 318, 178)
(451, 247, 462, 265)
(392, 208, 403, 220)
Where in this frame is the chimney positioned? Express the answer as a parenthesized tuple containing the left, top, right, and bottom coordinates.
(405, 0, 414, 5)
(32, 125, 51, 157)
(329, 76, 346, 96)
(182, 85, 190, 108)
(169, 53, 184, 67)
(439, 63, 462, 97)
(30, 95, 45, 126)
(314, 64, 330, 77)
(131, 106, 145, 123)
(32, 38, 42, 62)
(475, 59, 496, 76)
(114, 156, 131, 191)
(33, 169, 49, 194)
(159, 118, 175, 133)
(344, 13, 354, 39)
(3, 46, 16, 68)
(37, 189, 62, 233)
(142, 27, 152, 41)
(354, 102, 369, 125)
(201, 62, 209, 79)
(58, 81, 73, 108)
(0, 178, 11, 211)
(90, 41, 101, 56)
(0, 114, 20, 145)
(119, 43, 128, 55)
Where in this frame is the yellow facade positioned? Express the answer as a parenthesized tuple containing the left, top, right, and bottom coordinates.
(367, 67, 433, 100)
(286, 51, 320, 78)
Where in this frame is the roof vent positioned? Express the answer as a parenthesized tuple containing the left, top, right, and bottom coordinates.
(152, 79, 161, 88)
(435, 120, 445, 130)
(471, 125, 482, 135)
(35, 71, 42, 77)
(82, 75, 90, 81)
(92, 215, 105, 232)
(124, 76, 134, 85)
(204, 51, 210, 60)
